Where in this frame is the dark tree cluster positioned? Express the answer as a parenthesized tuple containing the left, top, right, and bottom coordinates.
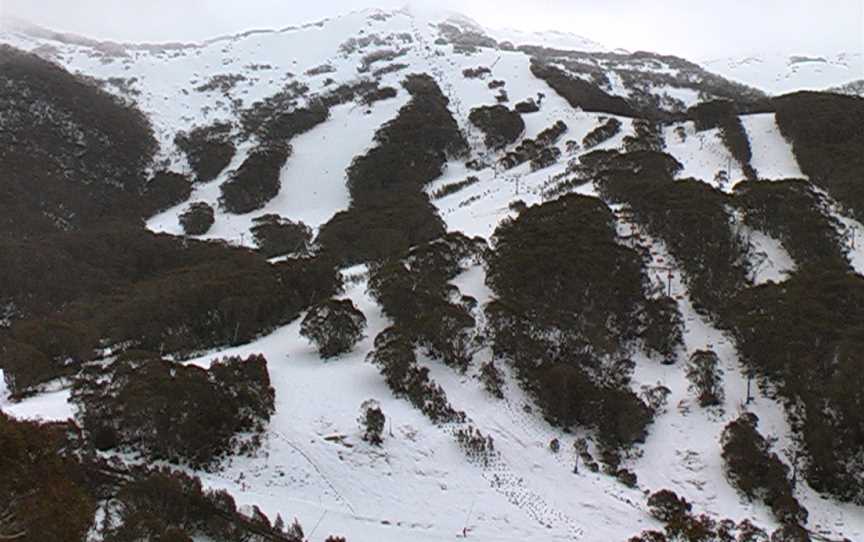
(359, 399, 386, 446)
(142, 171, 193, 216)
(251, 214, 313, 258)
(0, 45, 158, 238)
(685, 350, 724, 408)
(1, 225, 340, 396)
(735, 179, 849, 273)
(462, 66, 492, 79)
(484, 195, 661, 454)
(590, 150, 750, 312)
(721, 413, 808, 526)
(468, 105, 525, 150)
(773, 91, 864, 222)
(368, 327, 466, 425)
(300, 298, 367, 359)
(514, 98, 541, 113)
(582, 117, 622, 149)
(179, 201, 215, 235)
(367, 233, 485, 372)
(1, 412, 309, 542)
(72, 354, 275, 468)
(724, 271, 864, 504)
(455, 425, 496, 465)
(219, 142, 292, 214)
(432, 175, 480, 200)
(623, 119, 665, 153)
(358, 48, 408, 73)
(499, 120, 567, 170)
(630, 489, 779, 542)
(530, 60, 637, 118)
(238, 80, 311, 139)
(174, 121, 237, 183)
(318, 74, 468, 264)
(688, 100, 757, 180)
(522, 46, 771, 120)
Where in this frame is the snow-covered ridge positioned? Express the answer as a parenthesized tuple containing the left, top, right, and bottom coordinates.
(701, 51, 864, 95)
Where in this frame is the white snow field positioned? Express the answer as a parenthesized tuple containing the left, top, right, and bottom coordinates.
(701, 52, 864, 95)
(2, 6, 864, 541)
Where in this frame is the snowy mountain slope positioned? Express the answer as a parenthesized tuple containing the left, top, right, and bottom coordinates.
(2, 7, 864, 542)
(701, 52, 864, 95)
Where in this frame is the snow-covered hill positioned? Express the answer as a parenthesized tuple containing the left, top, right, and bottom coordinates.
(2, 7, 864, 542)
(701, 51, 864, 95)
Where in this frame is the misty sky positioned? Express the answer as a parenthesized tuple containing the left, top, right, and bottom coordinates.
(2, 0, 862, 59)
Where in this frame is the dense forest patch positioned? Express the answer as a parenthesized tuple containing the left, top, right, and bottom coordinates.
(250, 214, 313, 258)
(722, 413, 808, 525)
(0, 413, 308, 541)
(72, 354, 275, 468)
(500, 120, 567, 170)
(174, 122, 236, 183)
(724, 271, 864, 504)
(468, 105, 525, 150)
(0, 45, 157, 238)
(582, 117, 622, 149)
(179, 201, 215, 235)
(0, 225, 340, 396)
(591, 150, 750, 311)
(773, 91, 864, 221)
(219, 142, 291, 214)
(735, 179, 849, 272)
(485, 195, 666, 457)
(317, 74, 468, 264)
(530, 60, 637, 118)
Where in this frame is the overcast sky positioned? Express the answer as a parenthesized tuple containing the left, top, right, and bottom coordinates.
(2, 0, 862, 59)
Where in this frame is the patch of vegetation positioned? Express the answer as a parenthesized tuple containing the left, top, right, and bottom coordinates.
(238, 81, 312, 140)
(368, 233, 484, 372)
(194, 73, 247, 94)
(0, 414, 308, 542)
(358, 49, 407, 73)
(735, 179, 849, 272)
(500, 120, 567, 170)
(0, 45, 157, 238)
(688, 100, 756, 179)
(0, 225, 340, 396)
(142, 171, 192, 216)
(531, 60, 636, 117)
(582, 117, 622, 149)
(686, 350, 724, 407)
(250, 214, 313, 258)
(724, 271, 864, 504)
(463, 66, 491, 79)
(368, 326, 466, 424)
(485, 195, 663, 452)
(631, 489, 775, 542)
(468, 105, 525, 150)
(175, 122, 237, 183)
(0, 412, 94, 541)
(623, 119, 665, 153)
(591, 150, 750, 311)
(773, 91, 864, 221)
(219, 143, 291, 214)
(179, 201, 215, 235)
(318, 74, 468, 264)
(372, 62, 409, 77)
(432, 176, 480, 200)
(722, 413, 808, 525)
(300, 298, 367, 359)
(72, 354, 274, 468)
(514, 98, 540, 113)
